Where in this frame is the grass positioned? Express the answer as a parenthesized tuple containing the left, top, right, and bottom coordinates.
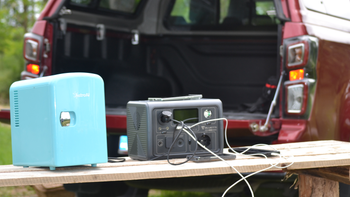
(149, 190, 212, 197)
(0, 186, 37, 197)
(0, 121, 37, 197)
(0, 121, 12, 165)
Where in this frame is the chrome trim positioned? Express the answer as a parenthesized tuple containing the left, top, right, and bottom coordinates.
(96, 24, 105, 41)
(21, 71, 39, 80)
(25, 40, 38, 61)
(286, 84, 304, 113)
(287, 43, 305, 67)
(39, 66, 48, 77)
(60, 112, 71, 127)
(59, 18, 67, 35)
(24, 32, 44, 63)
(131, 30, 139, 45)
(284, 78, 316, 119)
(59, 6, 71, 16)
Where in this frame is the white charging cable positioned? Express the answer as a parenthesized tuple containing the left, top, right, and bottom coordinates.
(180, 118, 294, 197)
(182, 118, 255, 197)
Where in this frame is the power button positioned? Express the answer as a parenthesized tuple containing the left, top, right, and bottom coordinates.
(204, 109, 212, 119)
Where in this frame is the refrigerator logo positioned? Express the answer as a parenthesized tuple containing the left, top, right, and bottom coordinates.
(73, 92, 90, 98)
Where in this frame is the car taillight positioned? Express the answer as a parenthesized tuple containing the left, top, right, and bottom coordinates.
(287, 84, 303, 113)
(24, 38, 39, 62)
(23, 33, 44, 78)
(283, 36, 318, 117)
(286, 41, 309, 69)
(289, 69, 304, 81)
(27, 64, 40, 75)
(285, 81, 309, 115)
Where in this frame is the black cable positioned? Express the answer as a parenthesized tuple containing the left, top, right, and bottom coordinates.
(173, 118, 199, 162)
(166, 118, 198, 165)
(166, 121, 185, 165)
(149, 117, 198, 164)
(151, 117, 223, 165)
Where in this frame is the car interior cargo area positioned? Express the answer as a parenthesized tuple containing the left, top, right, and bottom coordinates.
(51, 0, 281, 120)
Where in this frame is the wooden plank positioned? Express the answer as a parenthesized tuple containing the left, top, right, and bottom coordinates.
(0, 156, 283, 187)
(299, 174, 339, 197)
(0, 140, 349, 187)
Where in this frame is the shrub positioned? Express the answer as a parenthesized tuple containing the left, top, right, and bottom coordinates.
(0, 27, 24, 104)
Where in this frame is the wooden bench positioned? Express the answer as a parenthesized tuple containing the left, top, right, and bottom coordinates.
(1, 140, 350, 196)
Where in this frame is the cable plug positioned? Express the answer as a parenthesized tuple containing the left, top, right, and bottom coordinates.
(160, 111, 172, 123)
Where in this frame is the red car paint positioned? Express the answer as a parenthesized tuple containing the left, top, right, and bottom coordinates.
(37, 0, 63, 21)
(283, 23, 307, 39)
(0, 109, 10, 120)
(308, 40, 350, 141)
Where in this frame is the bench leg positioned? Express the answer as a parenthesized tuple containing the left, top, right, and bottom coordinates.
(299, 174, 339, 197)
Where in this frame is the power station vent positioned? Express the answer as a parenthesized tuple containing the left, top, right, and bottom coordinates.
(128, 106, 141, 130)
(13, 90, 19, 127)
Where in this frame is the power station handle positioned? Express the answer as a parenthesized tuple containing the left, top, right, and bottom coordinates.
(149, 95, 203, 101)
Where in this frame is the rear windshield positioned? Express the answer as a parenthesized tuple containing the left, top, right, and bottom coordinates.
(98, 0, 141, 13)
(70, 0, 92, 6)
(69, 0, 142, 15)
(165, 0, 280, 31)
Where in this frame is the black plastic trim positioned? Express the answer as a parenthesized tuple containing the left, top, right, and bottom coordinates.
(273, 0, 291, 22)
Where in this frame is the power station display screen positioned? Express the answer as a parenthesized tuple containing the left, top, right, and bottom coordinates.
(173, 108, 198, 123)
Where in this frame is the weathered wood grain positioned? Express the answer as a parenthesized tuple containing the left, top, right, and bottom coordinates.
(0, 140, 349, 187)
(299, 174, 339, 197)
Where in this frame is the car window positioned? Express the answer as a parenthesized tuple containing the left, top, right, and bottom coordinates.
(69, 0, 142, 15)
(99, 0, 141, 13)
(70, 0, 92, 6)
(165, 0, 280, 31)
(255, 1, 277, 25)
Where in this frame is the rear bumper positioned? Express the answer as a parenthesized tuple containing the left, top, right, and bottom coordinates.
(106, 114, 126, 132)
(0, 109, 10, 124)
(1, 110, 308, 143)
(105, 114, 307, 143)
(277, 119, 307, 143)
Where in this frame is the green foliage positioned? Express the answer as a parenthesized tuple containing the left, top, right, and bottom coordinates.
(170, 0, 190, 22)
(0, 0, 46, 104)
(149, 190, 212, 197)
(169, 0, 235, 24)
(0, 122, 12, 165)
(71, 0, 92, 5)
(0, 10, 9, 54)
(0, 186, 36, 197)
(0, 27, 24, 104)
(1, 0, 38, 32)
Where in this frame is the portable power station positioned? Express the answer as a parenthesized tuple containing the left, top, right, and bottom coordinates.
(126, 96, 224, 160)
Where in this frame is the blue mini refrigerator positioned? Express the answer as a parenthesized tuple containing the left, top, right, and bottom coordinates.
(10, 73, 108, 170)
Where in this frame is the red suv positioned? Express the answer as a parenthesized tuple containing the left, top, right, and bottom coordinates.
(1, 0, 350, 196)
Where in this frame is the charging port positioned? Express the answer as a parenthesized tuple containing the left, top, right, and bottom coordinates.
(198, 134, 211, 147)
